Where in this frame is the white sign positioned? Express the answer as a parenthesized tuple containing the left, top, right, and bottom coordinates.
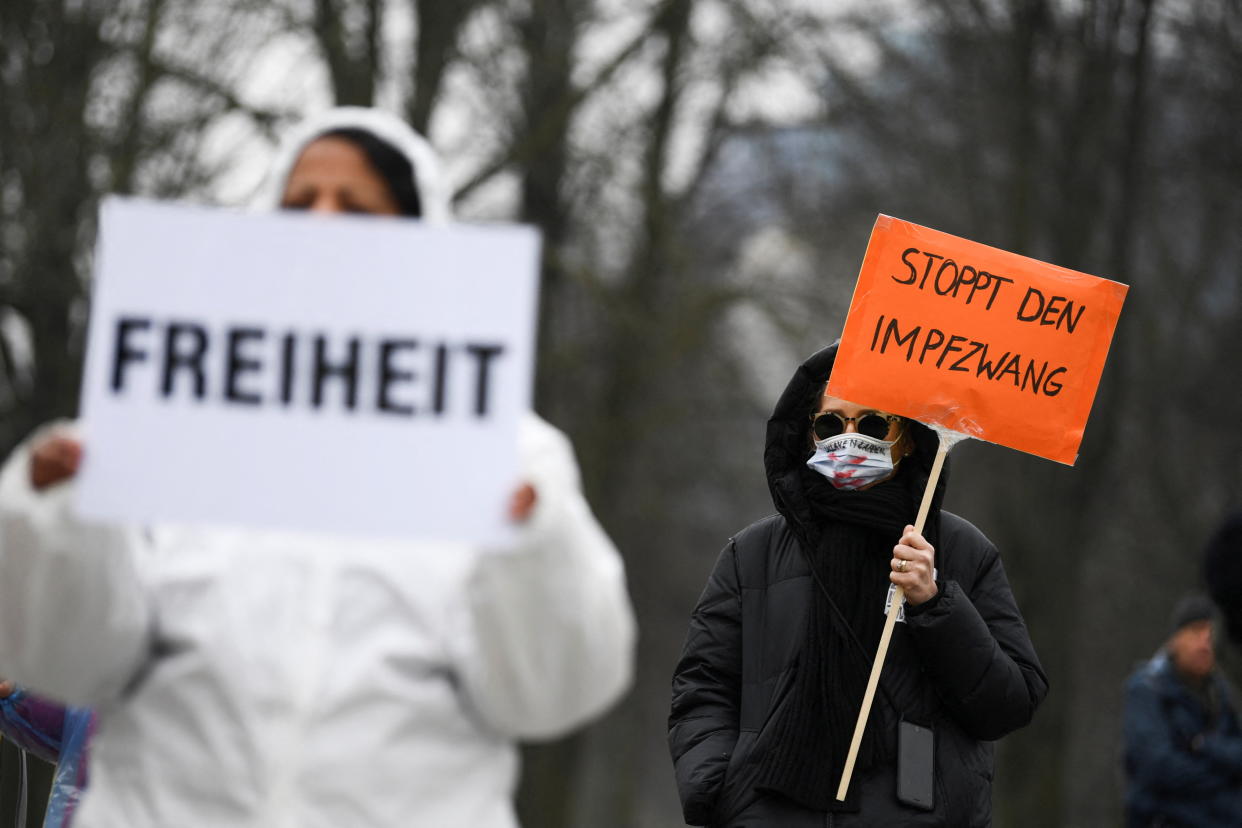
(77, 198, 541, 544)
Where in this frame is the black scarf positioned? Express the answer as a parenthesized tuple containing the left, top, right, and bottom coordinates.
(754, 463, 932, 812)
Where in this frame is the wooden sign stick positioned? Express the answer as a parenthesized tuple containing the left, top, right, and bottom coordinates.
(835, 436, 951, 801)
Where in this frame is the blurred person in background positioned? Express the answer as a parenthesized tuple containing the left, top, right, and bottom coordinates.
(668, 342, 1046, 827)
(1122, 594, 1242, 827)
(0, 107, 635, 828)
(0, 680, 92, 828)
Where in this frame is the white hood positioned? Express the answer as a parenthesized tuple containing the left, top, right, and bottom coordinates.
(252, 106, 451, 223)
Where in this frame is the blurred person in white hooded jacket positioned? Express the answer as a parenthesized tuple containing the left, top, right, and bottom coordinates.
(0, 107, 636, 828)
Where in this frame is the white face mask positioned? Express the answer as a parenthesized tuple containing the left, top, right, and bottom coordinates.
(806, 432, 896, 490)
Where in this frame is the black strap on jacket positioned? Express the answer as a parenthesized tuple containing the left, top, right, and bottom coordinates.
(804, 560, 903, 719)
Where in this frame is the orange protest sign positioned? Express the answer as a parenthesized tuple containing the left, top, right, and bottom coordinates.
(827, 215, 1128, 465)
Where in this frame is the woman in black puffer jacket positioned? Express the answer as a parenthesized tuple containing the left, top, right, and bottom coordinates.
(668, 343, 1047, 827)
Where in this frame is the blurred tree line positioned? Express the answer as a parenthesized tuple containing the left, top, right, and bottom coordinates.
(0, 0, 1239, 825)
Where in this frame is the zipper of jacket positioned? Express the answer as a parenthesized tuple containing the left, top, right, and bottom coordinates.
(264, 558, 332, 828)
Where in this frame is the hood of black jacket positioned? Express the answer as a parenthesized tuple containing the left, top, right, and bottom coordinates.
(763, 342, 949, 537)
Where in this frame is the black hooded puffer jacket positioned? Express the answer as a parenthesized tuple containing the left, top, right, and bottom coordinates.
(668, 344, 1048, 827)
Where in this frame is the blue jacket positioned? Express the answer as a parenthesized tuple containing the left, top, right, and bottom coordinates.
(0, 689, 94, 828)
(1123, 652, 1242, 827)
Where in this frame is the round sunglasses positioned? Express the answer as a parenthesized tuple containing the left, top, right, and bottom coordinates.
(810, 411, 900, 441)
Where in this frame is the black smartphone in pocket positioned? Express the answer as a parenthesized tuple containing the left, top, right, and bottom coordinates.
(897, 719, 935, 810)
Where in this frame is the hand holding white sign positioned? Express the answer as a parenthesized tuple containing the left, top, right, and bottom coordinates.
(30, 432, 83, 490)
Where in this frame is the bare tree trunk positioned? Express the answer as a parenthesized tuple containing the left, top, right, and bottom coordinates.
(2, 2, 107, 441)
(407, 0, 483, 135)
(511, 5, 590, 824)
(313, 0, 379, 106)
(1059, 2, 1159, 825)
(110, 0, 168, 195)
